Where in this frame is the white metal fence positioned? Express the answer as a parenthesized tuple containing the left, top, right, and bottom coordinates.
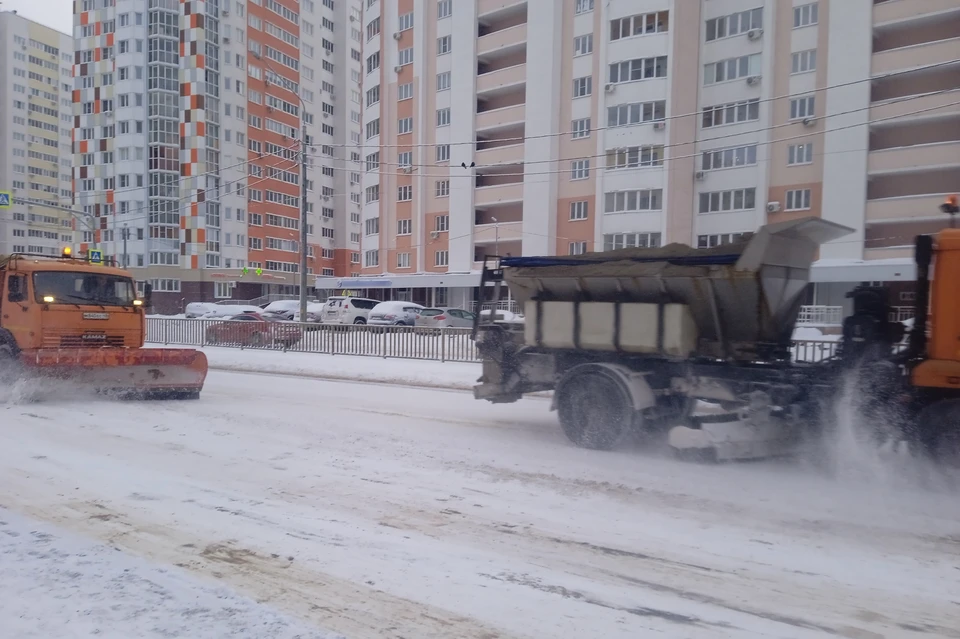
(146, 317, 481, 362)
(146, 317, 852, 365)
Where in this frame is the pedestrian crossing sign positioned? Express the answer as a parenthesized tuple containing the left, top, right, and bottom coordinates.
(89, 249, 103, 264)
(0, 192, 11, 208)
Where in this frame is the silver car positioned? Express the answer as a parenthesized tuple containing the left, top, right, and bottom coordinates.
(367, 301, 424, 326)
(415, 307, 477, 331)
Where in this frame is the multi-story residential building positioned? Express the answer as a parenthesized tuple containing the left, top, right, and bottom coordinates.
(0, 11, 74, 257)
(328, 0, 958, 310)
(71, 0, 364, 313)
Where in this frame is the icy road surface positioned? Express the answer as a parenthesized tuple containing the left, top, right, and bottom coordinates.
(2, 371, 960, 639)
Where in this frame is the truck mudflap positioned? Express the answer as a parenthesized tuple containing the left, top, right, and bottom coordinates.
(18, 348, 208, 399)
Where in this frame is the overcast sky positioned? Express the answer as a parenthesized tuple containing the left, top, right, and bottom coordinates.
(3, 0, 73, 35)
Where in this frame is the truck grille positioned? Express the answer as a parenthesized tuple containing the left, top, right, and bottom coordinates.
(59, 334, 126, 348)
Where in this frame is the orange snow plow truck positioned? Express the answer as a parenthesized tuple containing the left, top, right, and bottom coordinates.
(0, 249, 207, 399)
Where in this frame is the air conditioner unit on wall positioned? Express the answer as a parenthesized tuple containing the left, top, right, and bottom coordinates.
(746, 75, 762, 86)
(394, 66, 402, 73)
(604, 83, 615, 93)
(694, 171, 705, 181)
(766, 201, 781, 213)
(393, 32, 402, 40)
(747, 29, 763, 41)
(802, 117, 816, 127)
(653, 121, 666, 131)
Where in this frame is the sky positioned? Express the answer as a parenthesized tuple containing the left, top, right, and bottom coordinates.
(2, 0, 73, 35)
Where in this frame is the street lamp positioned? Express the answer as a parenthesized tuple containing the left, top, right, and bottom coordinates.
(254, 53, 310, 324)
(490, 216, 500, 256)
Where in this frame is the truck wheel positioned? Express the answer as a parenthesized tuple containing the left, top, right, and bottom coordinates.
(556, 367, 633, 450)
(0, 343, 21, 385)
(918, 399, 960, 469)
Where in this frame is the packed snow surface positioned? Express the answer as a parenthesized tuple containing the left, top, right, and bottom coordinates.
(1, 370, 959, 638)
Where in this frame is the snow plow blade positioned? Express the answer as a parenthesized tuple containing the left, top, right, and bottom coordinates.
(18, 348, 208, 399)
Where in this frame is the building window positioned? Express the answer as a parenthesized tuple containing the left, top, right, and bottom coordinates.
(788, 143, 814, 165)
(610, 11, 669, 40)
(436, 144, 450, 162)
(365, 217, 380, 236)
(704, 54, 761, 85)
(573, 76, 592, 97)
(571, 159, 590, 180)
(435, 215, 450, 232)
(606, 145, 664, 169)
(698, 233, 747, 249)
(701, 98, 760, 128)
(214, 282, 235, 299)
(571, 118, 591, 139)
(436, 107, 451, 127)
(437, 35, 451, 55)
(398, 151, 412, 167)
(575, 0, 593, 14)
(789, 95, 815, 120)
(705, 8, 762, 41)
(365, 184, 380, 203)
(398, 185, 413, 201)
(793, 3, 819, 28)
(609, 56, 668, 84)
(698, 188, 756, 214)
(608, 100, 666, 127)
(569, 201, 589, 221)
(398, 117, 413, 134)
(785, 188, 812, 211)
(434, 250, 449, 267)
(435, 180, 450, 197)
(397, 219, 412, 235)
(398, 12, 414, 31)
(398, 82, 413, 100)
(604, 232, 661, 251)
(437, 0, 451, 18)
(701, 144, 758, 170)
(791, 49, 817, 74)
(398, 47, 414, 66)
(573, 34, 593, 56)
(569, 242, 588, 255)
(397, 252, 411, 269)
(364, 250, 379, 267)
(437, 71, 451, 91)
(604, 189, 664, 213)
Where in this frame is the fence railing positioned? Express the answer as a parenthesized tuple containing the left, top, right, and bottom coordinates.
(146, 317, 481, 362)
(796, 305, 844, 326)
(146, 318, 857, 366)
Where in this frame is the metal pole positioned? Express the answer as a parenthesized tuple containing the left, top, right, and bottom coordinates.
(299, 124, 308, 323)
(122, 224, 128, 268)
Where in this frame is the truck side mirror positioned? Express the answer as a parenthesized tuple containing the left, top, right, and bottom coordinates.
(7, 275, 25, 303)
(143, 282, 153, 307)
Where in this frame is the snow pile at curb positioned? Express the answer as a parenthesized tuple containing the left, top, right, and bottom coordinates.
(0, 508, 341, 639)
(150, 344, 482, 390)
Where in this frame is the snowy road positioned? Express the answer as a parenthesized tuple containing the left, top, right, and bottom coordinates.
(2, 370, 960, 639)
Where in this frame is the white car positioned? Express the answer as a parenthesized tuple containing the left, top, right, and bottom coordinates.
(367, 301, 424, 327)
(321, 296, 379, 324)
(185, 302, 220, 318)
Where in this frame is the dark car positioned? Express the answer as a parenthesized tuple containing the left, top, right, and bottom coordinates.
(204, 312, 302, 348)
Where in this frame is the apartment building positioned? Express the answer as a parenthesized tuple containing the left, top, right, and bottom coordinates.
(72, 0, 364, 313)
(0, 11, 74, 257)
(333, 0, 959, 307)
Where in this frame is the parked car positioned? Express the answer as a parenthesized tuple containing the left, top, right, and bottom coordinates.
(292, 302, 327, 329)
(321, 296, 380, 324)
(367, 301, 424, 327)
(261, 300, 303, 319)
(204, 312, 302, 348)
(199, 304, 263, 319)
(415, 307, 477, 332)
(185, 302, 220, 318)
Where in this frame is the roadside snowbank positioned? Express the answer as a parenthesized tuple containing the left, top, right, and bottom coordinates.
(154, 344, 482, 390)
(0, 507, 340, 639)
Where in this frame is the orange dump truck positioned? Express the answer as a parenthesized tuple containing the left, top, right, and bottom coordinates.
(0, 250, 207, 399)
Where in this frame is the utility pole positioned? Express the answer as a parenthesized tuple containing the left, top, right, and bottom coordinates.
(122, 224, 129, 268)
(299, 124, 308, 323)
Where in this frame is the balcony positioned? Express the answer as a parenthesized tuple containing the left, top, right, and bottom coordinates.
(873, 0, 959, 26)
(865, 192, 956, 221)
(870, 89, 960, 121)
(478, 0, 527, 21)
(868, 141, 960, 175)
(872, 37, 960, 76)
(866, 167, 960, 200)
(474, 240, 522, 263)
(477, 23, 527, 57)
(476, 63, 527, 96)
(474, 220, 523, 244)
(475, 142, 524, 167)
(475, 182, 523, 206)
(871, 64, 960, 102)
(476, 104, 525, 131)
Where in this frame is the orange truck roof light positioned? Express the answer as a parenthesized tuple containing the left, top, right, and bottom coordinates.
(942, 195, 959, 215)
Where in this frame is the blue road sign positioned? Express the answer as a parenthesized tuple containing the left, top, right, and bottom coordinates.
(88, 249, 103, 264)
(0, 192, 11, 208)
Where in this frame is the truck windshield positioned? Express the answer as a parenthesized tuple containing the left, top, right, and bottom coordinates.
(33, 271, 137, 307)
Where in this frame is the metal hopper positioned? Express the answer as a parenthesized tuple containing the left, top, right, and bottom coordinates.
(500, 217, 854, 360)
